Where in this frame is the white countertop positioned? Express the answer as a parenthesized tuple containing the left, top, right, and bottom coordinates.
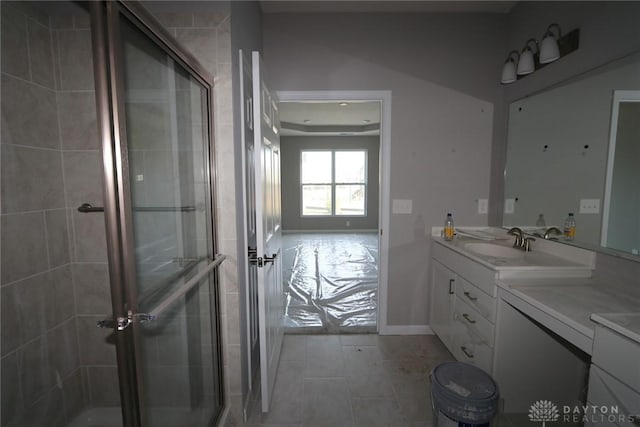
(591, 312, 640, 345)
(432, 228, 595, 273)
(497, 277, 640, 353)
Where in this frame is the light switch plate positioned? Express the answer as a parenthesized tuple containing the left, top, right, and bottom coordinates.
(478, 198, 488, 214)
(392, 199, 412, 214)
(579, 198, 600, 214)
(504, 198, 515, 214)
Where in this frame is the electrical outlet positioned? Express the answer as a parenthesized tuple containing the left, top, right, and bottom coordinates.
(478, 198, 488, 214)
(579, 198, 600, 214)
(504, 198, 515, 214)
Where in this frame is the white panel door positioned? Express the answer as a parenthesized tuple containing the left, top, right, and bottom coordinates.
(239, 50, 260, 395)
(252, 51, 284, 412)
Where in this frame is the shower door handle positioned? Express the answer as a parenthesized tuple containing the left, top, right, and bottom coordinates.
(97, 311, 156, 330)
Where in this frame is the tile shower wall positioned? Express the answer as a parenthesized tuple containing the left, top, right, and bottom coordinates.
(146, 3, 242, 424)
(1, 2, 116, 426)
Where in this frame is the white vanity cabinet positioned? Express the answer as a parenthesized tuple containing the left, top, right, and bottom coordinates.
(430, 240, 498, 374)
(586, 321, 640, 426)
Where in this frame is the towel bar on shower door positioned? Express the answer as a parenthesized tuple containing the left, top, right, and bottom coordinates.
(78, 203, 197, 213)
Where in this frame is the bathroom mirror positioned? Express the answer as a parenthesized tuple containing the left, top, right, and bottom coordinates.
(503, 51, 640, 258)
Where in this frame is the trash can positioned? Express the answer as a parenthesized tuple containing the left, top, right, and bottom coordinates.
(430, 361, 499, 427)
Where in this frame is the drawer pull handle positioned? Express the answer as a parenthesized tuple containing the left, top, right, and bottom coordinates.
(461, 345, 474, 359)
(448, 279, 455, 295)
(462, 313, 476, 324)
(464, 291, 478, 302)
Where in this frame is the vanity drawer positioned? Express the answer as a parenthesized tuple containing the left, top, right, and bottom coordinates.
(454, 296, 495, 348)
(588, 365, 640, 427)
(432, 242, 497, 297)
(455, 276, 496, 323)
(592, 325, 640, 393)
(451, 324, 493, 374)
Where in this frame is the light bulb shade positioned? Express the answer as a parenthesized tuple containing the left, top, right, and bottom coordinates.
(540, 34, 560, 63)
(501, 60, 517, 84)
(517, 49, 535, 75)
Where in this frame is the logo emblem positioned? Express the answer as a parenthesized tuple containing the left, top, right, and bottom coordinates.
(529, 400, 559, 426)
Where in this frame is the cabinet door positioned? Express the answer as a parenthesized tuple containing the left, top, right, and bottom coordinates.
(430, 260, 456, 350)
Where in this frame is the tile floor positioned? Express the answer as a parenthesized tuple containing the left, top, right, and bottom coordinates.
(246, 334, 455, 427)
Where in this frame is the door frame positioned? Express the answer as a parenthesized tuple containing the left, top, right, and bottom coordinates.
(276, 90, 392, 333)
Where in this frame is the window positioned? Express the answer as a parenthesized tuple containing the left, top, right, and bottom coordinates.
(301, 150, 367, 216)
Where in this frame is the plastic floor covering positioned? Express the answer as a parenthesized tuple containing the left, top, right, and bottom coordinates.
(282, 232, 378, 333)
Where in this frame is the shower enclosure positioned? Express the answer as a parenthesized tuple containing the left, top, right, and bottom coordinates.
(1, 1, 224, 426)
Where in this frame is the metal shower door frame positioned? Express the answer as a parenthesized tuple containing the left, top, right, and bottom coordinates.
(89, 2, 222, 425)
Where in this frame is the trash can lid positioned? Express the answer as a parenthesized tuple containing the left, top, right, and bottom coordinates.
(432, 361, 498, 402)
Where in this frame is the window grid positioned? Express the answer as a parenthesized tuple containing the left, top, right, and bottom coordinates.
(300, 149, 367, 217)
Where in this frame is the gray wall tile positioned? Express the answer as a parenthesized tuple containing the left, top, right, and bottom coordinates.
(62, 150, 104, 208)
(174, 28, 217, 76)
(18, 387, 66, 427)
(19, 337, 52, 406)
(45, 210, 71, 268)
(1, 352, 23, 426)
(87, 367, 121, 407)
(44, 266, 75, 328)
(72, 263, 111, 315)
(27, 19, 55, 90)
(193, 12, 228, 28)
(13, 273, 48, 344)
(125, 102, 172, 150)
(216, 19, 231, 64)
(62, 370, 87, 421)
(1, 4, 30, 80)
(1, 75, 60, 149)
(47, 319, 80, 380)
(73, 13, 90, 30)
(50, 14, 74, 30)
(77, 315, 117, 365)
(153, 12, 193, 28)
(1, 212, 48, 284)
(56, 30, 95, 90)
(0, 284, 21, 357)
(1, 144, 65, 213)
(57, 91, 99, 150)
(71, 211, 108, 262)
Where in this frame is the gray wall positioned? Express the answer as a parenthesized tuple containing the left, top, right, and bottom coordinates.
(263, 12, 506, 326)
(280, 135, 380, 231)
(494, 1, 640, 287)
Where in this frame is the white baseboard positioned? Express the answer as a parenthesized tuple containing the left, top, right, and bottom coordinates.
(378, 325, 434, 335)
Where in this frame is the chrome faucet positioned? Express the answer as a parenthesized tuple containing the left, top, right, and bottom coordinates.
(507, 227, 524, 248)
(544, 226, 562, 240)
(507, 227, 535, 251)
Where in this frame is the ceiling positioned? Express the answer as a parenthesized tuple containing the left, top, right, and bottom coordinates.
(279, 101, 381, 136)
(260, 1, 517, 14)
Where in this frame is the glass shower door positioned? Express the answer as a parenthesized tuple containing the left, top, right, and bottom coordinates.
(92, 3, 223, 426)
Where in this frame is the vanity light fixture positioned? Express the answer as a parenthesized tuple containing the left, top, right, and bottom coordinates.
(338, 102, 349, 107)
(500, 23, 579, 84)
(517, 39, 538, 75)
(501, 50, 520, 84)
(539, 23, 561, 64)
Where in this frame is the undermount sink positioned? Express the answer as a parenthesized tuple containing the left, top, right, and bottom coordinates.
(463, 242, 522, 259)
